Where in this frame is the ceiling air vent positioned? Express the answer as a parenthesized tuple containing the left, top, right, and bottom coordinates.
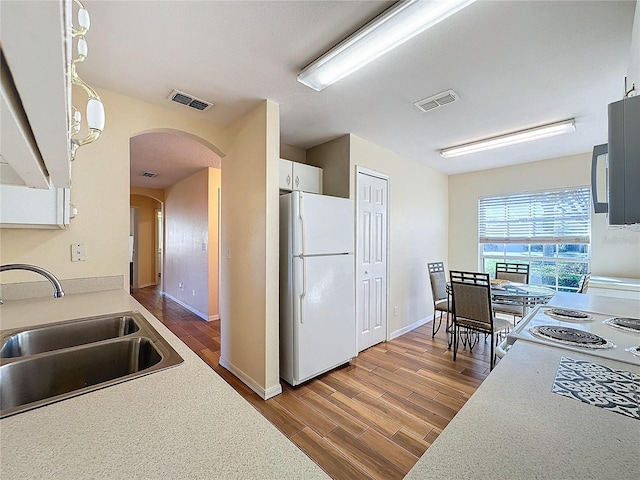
(141, 172, 158, 178)
(414, 89, 459, 113)
(167, 89, 213, 111)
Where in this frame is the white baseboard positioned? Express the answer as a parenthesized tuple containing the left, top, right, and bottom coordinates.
(218, 357, 282, 400)
(389, 315, 433, 340)
(136, 282, 155, 289)
(207, 314, 220, 322)
(162, 292, 208, 321)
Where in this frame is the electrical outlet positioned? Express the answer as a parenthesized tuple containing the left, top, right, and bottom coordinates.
(71, 243, 87, 262)
(192, 289, 196, 297)
(394, 306, 399, 316)
(179, 282, 184, 290)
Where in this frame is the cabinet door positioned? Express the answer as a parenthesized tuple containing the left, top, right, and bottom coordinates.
(293, 162, 323, 194)
(1, 0, 72, 188)
(0, 184, 70, 229)
(279, 159, 293, 191)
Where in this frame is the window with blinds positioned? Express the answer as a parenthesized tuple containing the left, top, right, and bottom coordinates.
(478, 187, 591, 292)
(478, 187, 591, 244)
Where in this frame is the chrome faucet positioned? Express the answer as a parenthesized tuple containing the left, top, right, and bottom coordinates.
(0, 264, 65, 302)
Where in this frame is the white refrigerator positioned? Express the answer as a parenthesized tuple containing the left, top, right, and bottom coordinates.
(280, 191, 356, 386)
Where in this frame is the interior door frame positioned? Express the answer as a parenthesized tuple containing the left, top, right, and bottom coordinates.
(154, 206, 163, 287)
(355, 166, 390, 351)
(130, 206, 139, 289)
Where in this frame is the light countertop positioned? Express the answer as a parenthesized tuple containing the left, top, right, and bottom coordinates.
(590, 275, 640, 290)
(406, 292, 640, 480)
(588, 276, 640, 300)
(0, 289, 328, 479)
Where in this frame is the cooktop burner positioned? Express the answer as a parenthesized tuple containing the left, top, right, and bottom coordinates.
(544, 308, 592, 322)
(529, 325, 614, 349)
(626, 346, 640, 358)
(603, 317, 640, 333)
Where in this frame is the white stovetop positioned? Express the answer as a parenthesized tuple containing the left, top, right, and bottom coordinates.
(406, 291, 640, 480)
(508, 304, 640, 366)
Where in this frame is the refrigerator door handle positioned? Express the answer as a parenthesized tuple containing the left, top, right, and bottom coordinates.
(299, 194, 305, 255)
(301, 256, 306, 324)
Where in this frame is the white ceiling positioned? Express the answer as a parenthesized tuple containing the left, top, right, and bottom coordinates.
(130, 132, 221, 190)
(79, 0, 636, 189)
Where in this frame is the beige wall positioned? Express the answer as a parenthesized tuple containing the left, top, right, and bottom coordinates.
(130, 194, 160, 287)
(1, 89, 284, 398)
(280, 143, 306, 163)
(164, 168, 211, 318)
(0, 88, 233, 289)
(349, 135, 449, 336)
(448, 152, 640, 278)
(220, 100, 281, 398)
(307, 135, 351, 198)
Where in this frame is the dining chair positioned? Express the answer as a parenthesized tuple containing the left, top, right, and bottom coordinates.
(450, 270, 511, 371)
(495, 262, 530, 283)
(577, 272, 591, 293)
(494, 262, 530, 324)
(428, 262, 452, 340)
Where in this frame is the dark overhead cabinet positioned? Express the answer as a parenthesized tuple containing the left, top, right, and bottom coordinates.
(608, 95, 640, 225)
(592, 94, 640, 225)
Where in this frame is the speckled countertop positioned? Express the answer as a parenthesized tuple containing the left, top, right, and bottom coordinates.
(406, 293, 640, 480)
(0, 289, 328, 479)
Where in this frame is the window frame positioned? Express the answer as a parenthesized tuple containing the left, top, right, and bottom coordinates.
(478, 186, 591, 293)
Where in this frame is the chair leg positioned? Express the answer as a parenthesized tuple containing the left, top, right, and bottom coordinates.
(432, 310, 443, 337)
(469, 331, 479, 351)
(452, 321, 458, 361)
(490, 333, 495, 371)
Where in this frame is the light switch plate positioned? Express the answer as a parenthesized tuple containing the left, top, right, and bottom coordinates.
(71, 243, 87, 262)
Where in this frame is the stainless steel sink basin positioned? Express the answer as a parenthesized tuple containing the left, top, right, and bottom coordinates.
(0, 313, 140, 358)
(0, 311, 183, 418)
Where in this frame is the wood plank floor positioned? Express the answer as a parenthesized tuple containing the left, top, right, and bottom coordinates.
(132, 285, 495, 479)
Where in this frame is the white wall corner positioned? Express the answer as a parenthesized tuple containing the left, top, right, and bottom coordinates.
(218, 357, 283, 400)
(162, 291, 208, 321)
(389, 315, 433, 340)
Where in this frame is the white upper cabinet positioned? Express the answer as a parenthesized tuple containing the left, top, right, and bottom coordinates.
(0, 184, 70, 229)
(279, 159, 295, 191)
(0, 0, 72, 189)
(279, 159, 323, 194)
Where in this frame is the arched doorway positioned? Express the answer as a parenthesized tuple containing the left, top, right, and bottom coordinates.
(129, 130, 222, 322)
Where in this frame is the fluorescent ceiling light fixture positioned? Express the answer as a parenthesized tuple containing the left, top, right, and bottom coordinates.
(439, 119, 576, 158)
(297, 0, 476, 91)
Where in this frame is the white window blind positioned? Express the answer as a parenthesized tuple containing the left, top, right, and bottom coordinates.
(478, 187, 591, 244)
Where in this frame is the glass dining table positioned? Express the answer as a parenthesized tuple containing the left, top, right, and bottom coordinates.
(445, 280, 556, 308)
(443, 280, 556, 347)
(489, 280, 556, 308)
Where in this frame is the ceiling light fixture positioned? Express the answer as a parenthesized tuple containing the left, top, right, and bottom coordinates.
(439, 119, 576, 158)
(297, 0, 476, 91)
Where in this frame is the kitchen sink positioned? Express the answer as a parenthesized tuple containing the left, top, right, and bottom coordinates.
(0, 313, 140, 358)
(0, 312, 183, 418)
